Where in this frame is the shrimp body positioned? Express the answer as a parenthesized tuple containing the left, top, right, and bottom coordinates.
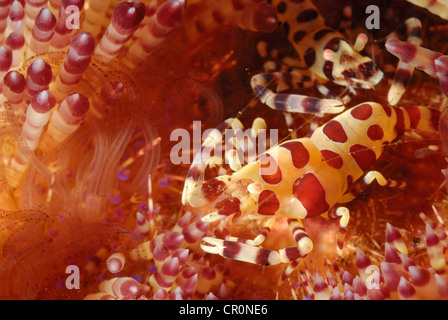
(184, 102, 439, 265)
(272, 0, 383, 88)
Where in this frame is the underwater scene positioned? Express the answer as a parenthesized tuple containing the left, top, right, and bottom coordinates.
(0, 0, 447, 300)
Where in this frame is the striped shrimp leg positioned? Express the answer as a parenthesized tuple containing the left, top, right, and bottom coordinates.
(335, 171, 404, 252)
(250, 70, 345, 114)
(339, 171, 405, 204)
(386, 18, 423, 106)
(385, 38, 448, 97)
(201, 218, 313, 266)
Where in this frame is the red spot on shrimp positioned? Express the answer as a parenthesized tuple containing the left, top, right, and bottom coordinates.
(216, 197, 241, 217)
(259, 153, 282, 184)
(202, 178, 226, 200)
(258, 190, 280, 215)
(276, 1, 287, 14)
(322, 120, 348, 143)
(350, 104, 372, 120)
(281, 141, 309, 169)
(350, 144, 376, 171)
(296, 9, 318, 23)
(321, 149, 343, 169)
(405, 106, 421, 129)
(293, 30, 307, 43)
(367, 124, 384, 141)
(395, 108, 405, 137)
(304, 47, 316, 67)
(313, 28, 334, 41)
(382, 104, 392, 117)
(293, 173, 329, 216)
